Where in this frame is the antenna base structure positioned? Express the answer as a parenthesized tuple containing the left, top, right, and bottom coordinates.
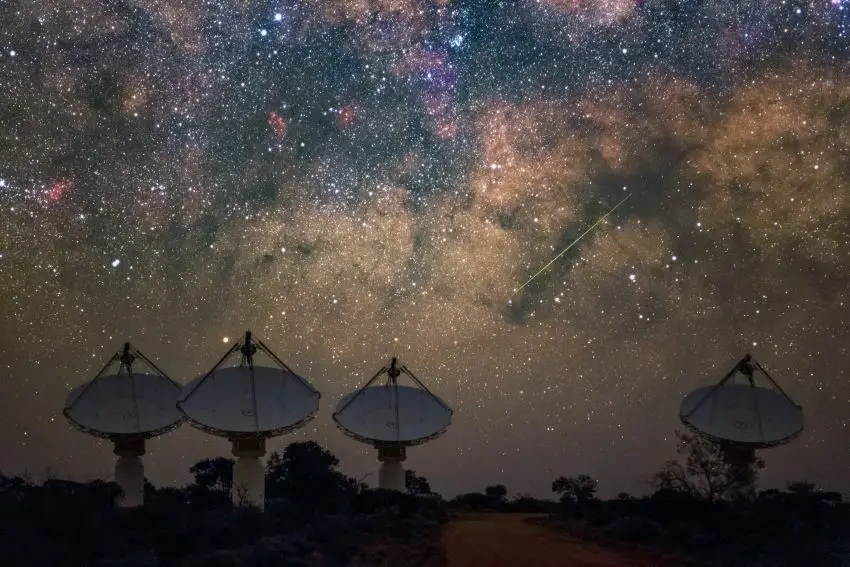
(377, 443, 407, 491)
(230, 436, 266, 509)
(176, 331, 321, 511)
(679, 353, 804, 468)
(333, 357, 453, 493)
(64, 342, 184, 509)
(112, 436, 146, 507)
(378, 461, 405, 492)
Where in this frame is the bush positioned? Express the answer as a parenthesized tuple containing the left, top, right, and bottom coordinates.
(322, 532, 360, 565)
(663, 521, 702, 544)
(312, 514, 355, 542)
(351, 488, 407, 513)
(509, 496, 559, 514)
(603, 516, 665, 544)
(179, 549, 243, 567)
(278, 534, 316, 555)
(582, 506, 617, 527)
(684, 531, 722, 553)
(95, 550, 157, 567)
(446, 492, 492, 511)
(255, 535, 298, 557)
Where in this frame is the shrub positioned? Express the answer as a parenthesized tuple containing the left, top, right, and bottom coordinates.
(603, 516, 665, 544)
(179, 549, 243, 567)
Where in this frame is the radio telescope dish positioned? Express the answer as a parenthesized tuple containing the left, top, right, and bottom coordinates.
(176, 331, 320, 509)
(63, 342, 184, 508)
(333, 357, 452, 492)
(680, 353, 803, 468)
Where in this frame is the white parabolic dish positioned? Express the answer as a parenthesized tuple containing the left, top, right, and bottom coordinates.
(334, 385, 452, 445)
(680, 383, 803, 446)
(178, 366, 320, 437)
(64, 373, 183, 438)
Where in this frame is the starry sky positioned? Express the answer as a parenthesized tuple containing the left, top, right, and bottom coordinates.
(1, 0, 848, 499)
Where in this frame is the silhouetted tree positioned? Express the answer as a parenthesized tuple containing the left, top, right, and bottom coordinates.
(652, 430, 764, 502)
(189, 457, 234, 493)
(510, 493, 559, 513)
(405, 470, 432, 494)
(787, 480, 816, 496)
(758, 487, 783, 500)
(785, 480, 842, 504)
(448, 492, 491, 510)
(552, 474, 597, 504)
(485, 484, 508, 502)
(266, 441, 357, 513)
(0, 474, 28, 492)
(148, 486, 188, 507)
(143, 477, 156, 502)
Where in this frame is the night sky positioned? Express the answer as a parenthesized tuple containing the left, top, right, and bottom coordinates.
(1, 0, 848, 499)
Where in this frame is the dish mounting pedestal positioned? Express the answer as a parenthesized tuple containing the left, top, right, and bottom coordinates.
(231, 436, 266, 509)
(377, 444, 406, 491)
(113, 436, 146, 508)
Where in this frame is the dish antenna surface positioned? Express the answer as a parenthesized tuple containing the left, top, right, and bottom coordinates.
(680, 353, 804, 468)
(63, 342, 184, 508)
(333, 357, 452, 492)
(177, 331, 320, 509)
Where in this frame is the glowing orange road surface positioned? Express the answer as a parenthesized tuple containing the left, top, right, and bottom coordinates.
(443, 514, 684, 567)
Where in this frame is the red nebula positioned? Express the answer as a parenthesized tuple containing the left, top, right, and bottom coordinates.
(336, 105, 356, 128)
(268, 111, 287, 138)
(433, 117, 458, 140)
(47, 180, 69, 203)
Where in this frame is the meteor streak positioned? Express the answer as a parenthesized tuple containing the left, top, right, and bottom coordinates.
(513, 193, 632, 295)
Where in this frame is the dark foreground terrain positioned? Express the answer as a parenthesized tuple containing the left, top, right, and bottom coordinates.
(1, 440, 848, 567)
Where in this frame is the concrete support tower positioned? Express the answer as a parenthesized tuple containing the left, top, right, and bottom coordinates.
(113, 437, 146, 508)
(377, 445, 406, 491)
(230, 437, 266, 508)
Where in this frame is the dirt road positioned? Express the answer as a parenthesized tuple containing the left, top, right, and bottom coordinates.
(442, 513, 681, 567)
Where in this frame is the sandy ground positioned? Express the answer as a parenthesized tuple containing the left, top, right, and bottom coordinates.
(442, 513, 683, 567)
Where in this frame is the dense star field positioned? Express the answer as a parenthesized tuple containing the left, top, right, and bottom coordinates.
(0, 0, 848, 497)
